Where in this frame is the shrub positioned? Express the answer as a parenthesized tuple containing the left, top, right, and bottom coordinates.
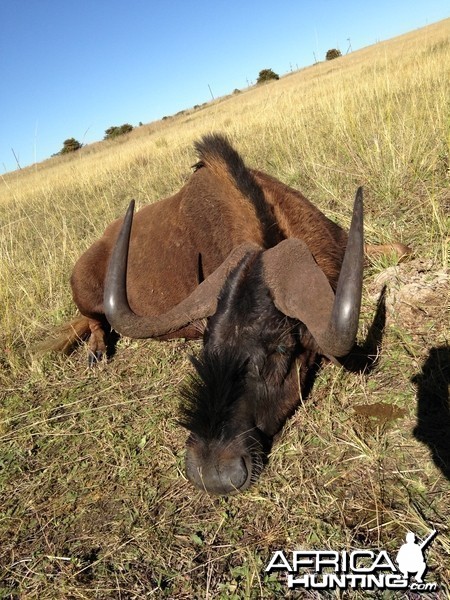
(256, 69, 279, 84)
(326, 48, 342, 61)
(59, 138, 82, 154)
(104, 124, 133, 140)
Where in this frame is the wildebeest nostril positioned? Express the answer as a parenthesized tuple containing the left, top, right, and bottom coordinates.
(186, 455, 250, 495)
(206, 457, 249, 494)
(225, 457, 248, 490)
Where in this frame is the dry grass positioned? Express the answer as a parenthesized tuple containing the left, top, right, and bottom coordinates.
(1, 18, 449, 599)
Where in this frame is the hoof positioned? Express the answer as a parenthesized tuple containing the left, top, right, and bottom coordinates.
(88, 350, 103, 367)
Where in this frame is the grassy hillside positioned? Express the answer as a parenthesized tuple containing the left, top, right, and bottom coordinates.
(1, 18, 449, 599)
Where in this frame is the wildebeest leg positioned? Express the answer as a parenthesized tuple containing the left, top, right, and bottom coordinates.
(365, 243, 412, 262)
(86, 319, 201, 365)
(87, 318, 108, 366)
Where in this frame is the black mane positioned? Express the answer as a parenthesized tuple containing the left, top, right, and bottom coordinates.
(194, 134, 281, 248)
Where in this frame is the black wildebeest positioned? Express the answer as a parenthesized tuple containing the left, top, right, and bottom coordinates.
(49, 134, 410, 494)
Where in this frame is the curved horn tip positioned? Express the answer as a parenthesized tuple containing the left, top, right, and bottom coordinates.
(104, 199, 136, 328)
(351, 186, 364, 231)
(125, 199, 136, 220)
(354, 187, 363, 221)
(318, 186, 365, 357)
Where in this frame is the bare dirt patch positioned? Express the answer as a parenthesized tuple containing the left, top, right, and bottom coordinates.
(369, 258, 449, 349)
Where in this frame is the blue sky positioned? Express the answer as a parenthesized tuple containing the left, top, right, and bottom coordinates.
(1, 1, 448, 173)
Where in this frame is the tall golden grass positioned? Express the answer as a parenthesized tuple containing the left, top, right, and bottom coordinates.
(1, 20, 448, 370)
(0, 18, 449, 598)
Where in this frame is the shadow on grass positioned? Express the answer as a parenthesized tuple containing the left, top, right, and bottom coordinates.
(412, 346, 450, 481)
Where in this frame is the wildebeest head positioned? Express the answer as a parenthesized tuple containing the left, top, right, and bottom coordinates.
(104, 189, 364, 494)
(179, 251, 312, 493)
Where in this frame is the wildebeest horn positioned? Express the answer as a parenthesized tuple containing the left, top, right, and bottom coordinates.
(104, 200, 261, 338)
(263, 187, 364, 357)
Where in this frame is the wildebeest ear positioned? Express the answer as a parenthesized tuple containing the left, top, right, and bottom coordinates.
(262, 239, 335, 349)
(263, 187, 364, 358)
